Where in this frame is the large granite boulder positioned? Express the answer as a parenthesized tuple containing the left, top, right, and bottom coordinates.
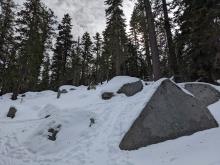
(7, 107, 17, 119)
(184, 83, 220, 107)
(120, 79, 218, 150)
(117, 80, 143, 97)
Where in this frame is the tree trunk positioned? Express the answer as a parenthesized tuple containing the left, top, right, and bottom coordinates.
(142, 15, 153, 80)
(162, 0, 178, 76)
(144, 0, 161, 80)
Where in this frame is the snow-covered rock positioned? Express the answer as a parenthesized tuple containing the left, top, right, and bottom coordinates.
(120, 79, 218, 150)
(184, 82, 220, 107)
(101, 76, 140, 93)
(101, 76, 143, 99)
(117, 80, 143, 97)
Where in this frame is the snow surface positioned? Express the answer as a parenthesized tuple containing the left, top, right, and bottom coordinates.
(101, 76, 141, 93)
(0, 77, 220, 165)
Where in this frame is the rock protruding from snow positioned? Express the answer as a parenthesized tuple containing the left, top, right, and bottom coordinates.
(101, 76, 142, 99)
(117, 80, 143, 96)
(7, 107, 17, 119)
(102, 76, 140, 93)
(184, 83, 220, 107)
(120, 79, 218, 150)
(102, 92, 114, 100)
(48, 124, 62, 141)
(57, 89, 68, 99)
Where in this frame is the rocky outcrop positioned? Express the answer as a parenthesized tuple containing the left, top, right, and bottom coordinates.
(184, 83, 220, 107)
(120, 79, 218, 150)
(117, 80, 143, 97)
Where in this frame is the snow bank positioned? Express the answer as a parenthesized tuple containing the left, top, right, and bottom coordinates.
(25, 104, 96, 155)
(0, 77, 220, 165)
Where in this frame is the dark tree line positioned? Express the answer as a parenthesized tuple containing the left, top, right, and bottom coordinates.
(0, 0, 220, 99)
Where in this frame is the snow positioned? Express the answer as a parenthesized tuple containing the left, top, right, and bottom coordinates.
(101, 76, 141, 93)
(0, 77, 220, 165)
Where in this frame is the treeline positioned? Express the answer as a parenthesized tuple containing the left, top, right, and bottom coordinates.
(0, 0, 220, 100)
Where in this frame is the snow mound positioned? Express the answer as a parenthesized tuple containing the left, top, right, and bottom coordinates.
(25, 105, 96, 155)
(101, 76, 140, 94)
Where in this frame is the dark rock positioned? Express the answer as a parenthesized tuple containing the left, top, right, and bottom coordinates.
(119, 79, 218, 150)
(89, 118, 95, 127)
(117, 80, 143, 97)
(70, 88, 76, 91)
(61, 89, 68, 94)
(48, 124, 61, 141)
(57, 89, 68, 99)
(102, 92, 114, 100)
(7, 107, 17, 119)
(21, 94, 26, 97)
(185, 83, 220, 107)
(45, 115, 51, 119)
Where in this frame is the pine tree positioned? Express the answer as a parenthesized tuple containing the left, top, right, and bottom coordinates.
(51, 14, 73, 89)
(80, 32, 93, 85)
(93, 32, 102, 84)
(40, 53, 50, 90)
(14, 0, 55, 93)
(100, 31, 111, 82)
(67, 39, 80, 86)
(0, 0, 16, 95)
(104, 0, 128, 76)
(126, 40, 140, 77)
(162, 0, 178, 76)
(130, 1, 152, 79)
(72, 37, 82, 86)
(143, 0, 161, 80)
(11, 0, 56, 99)
(40, 9, 56, 90)
(177, 0, 220, 82)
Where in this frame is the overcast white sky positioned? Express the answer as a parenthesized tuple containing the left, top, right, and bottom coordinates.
(15, 0, 135, 37)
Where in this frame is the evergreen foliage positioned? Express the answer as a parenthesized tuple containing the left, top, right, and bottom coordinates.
(0, 0, 220, 98)
(51, 14, 73, 89)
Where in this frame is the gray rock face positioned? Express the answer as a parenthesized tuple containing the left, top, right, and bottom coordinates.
(119, 79, 218, 150)
(102, 92, 114, 100)
(185, 83, 220, 107)
(117, 80, 143, 97)
(7, 107, 17, 119)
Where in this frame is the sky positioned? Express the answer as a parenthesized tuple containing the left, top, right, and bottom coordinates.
(15, 0, 135, 37)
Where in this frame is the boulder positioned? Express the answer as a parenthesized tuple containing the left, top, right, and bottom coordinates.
(117, 80, 143, 97)
(7, 107, 17, 119)
(102, 92, 114, 100)
(61, 89, 68, 94)
(119, 79, 218, 150)
(185, 83, 220, 107)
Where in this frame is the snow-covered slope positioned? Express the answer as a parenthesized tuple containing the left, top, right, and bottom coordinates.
(0, 76, 220, 165)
